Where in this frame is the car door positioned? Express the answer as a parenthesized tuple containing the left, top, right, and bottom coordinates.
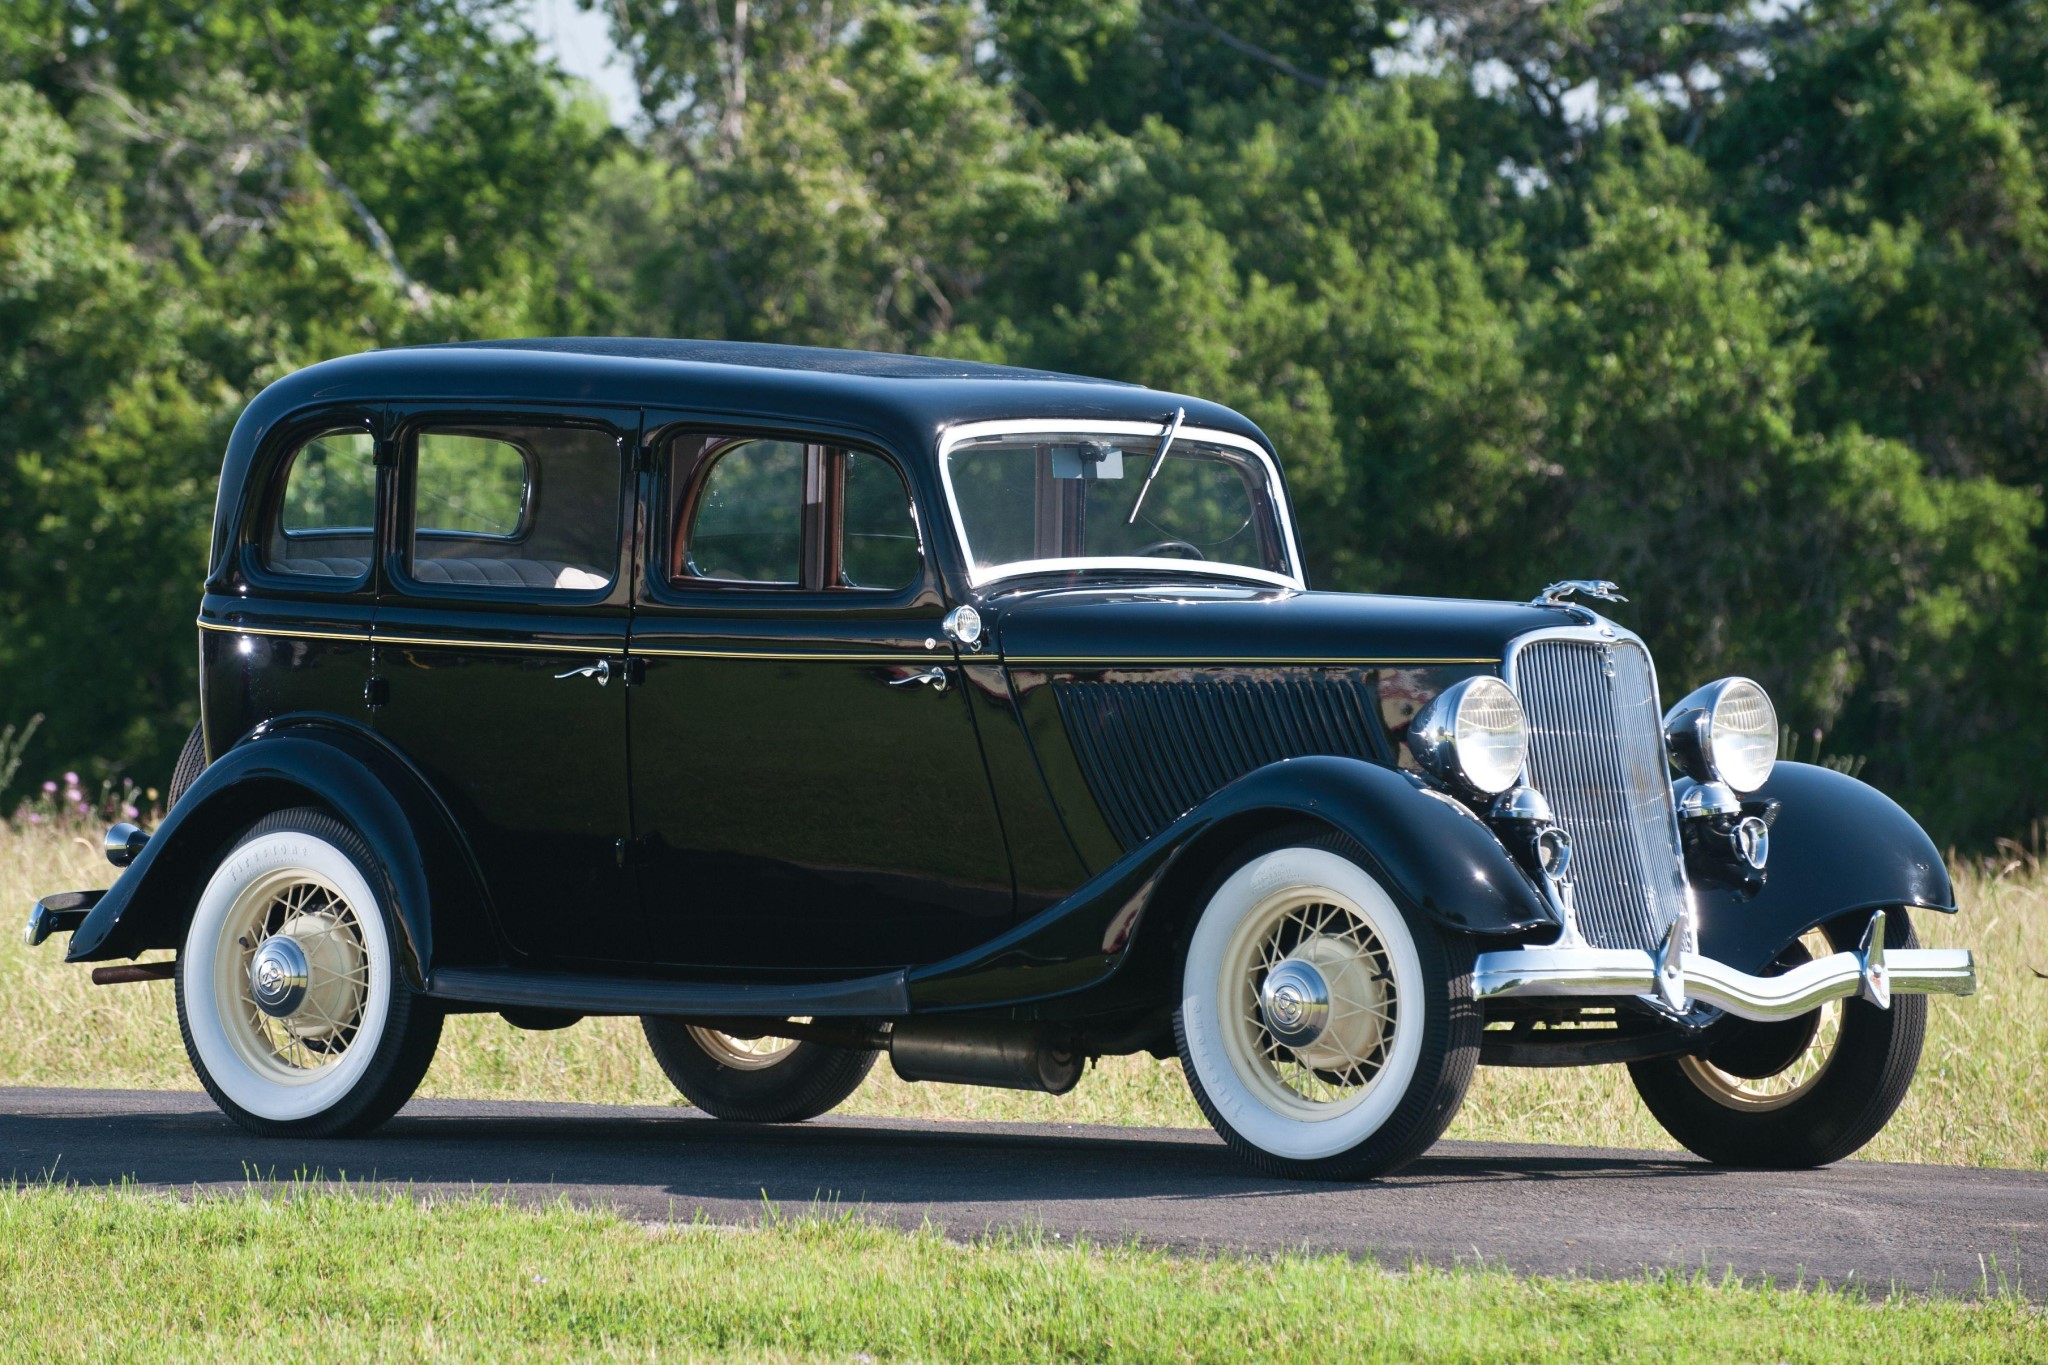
(628, 421, 1014, 971)
(369, 405, 641, 967)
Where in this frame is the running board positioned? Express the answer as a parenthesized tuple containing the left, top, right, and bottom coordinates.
(426, 966, 910, 1018)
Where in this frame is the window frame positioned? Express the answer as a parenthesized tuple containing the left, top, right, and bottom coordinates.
(935, 418, 1307, 591)
(659, 427, 929, 603)
(245, 411, 382, 594)
(387, 408, 635, 607)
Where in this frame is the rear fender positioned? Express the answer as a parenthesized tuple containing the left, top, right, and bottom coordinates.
(64, 718, 495, 989)
(1692, 762, 1956, 976)
(909, 755, 1550, 1013)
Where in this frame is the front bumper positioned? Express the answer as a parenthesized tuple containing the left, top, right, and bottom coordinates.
(1473, 909, 1975, 1023)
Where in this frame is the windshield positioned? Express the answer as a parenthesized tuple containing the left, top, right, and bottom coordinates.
(941, 424, 1299, 587)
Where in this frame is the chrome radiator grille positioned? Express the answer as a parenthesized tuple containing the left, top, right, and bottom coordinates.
(1512, 638, 1690, 952)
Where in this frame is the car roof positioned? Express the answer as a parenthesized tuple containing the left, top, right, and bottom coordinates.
(211, 337, 1276, 576)
(234, 338, 1267, 453)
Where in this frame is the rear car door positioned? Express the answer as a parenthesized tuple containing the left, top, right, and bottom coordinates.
(628, 420, 1014, 971)
(369, 406, 640, 967)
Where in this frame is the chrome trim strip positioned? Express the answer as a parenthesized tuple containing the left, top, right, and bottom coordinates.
(196, 619, 370, 645)
(375, 633, 617, 655)
(1472, 941, 1977, 1024)
(934, 418, 1308, 592)
(632, 648, 941, 661)
(1003, 655, 1499, 667)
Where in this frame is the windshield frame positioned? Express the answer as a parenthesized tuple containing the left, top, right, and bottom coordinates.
(935, 418, 1307, 591)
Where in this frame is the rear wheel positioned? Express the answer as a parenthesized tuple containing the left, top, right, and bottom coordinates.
(1174, 833, 1480, 1180)
(167, 723, 207, 809)
(643, 1018, 879, 1122)
(1629, 913, 1926, 1167)
(175, 807, 442, 1137)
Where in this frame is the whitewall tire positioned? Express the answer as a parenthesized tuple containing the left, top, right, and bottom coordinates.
(1175, 833, 1480, 1180)
(175, 808, 442, 1137)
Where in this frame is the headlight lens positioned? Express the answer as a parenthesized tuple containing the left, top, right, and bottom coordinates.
(1408, 676, 1529, 796)
(1663, 677, 1778, 794)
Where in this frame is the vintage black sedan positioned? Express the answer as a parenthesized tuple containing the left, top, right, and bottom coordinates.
(27, 339, 1977, 1179)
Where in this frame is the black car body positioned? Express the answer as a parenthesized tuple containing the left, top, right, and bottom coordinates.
(29, 338, 1977, 1177)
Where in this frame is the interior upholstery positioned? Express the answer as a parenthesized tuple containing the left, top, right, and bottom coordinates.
(272, 555, 605, 590)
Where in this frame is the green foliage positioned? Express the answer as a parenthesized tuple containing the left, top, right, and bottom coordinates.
(2, 0, 2045, 846)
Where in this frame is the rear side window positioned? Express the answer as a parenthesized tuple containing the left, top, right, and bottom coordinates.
(264, 430, 377, 581)
(416, 433, 529, 537)
(404, 422, 622, 594)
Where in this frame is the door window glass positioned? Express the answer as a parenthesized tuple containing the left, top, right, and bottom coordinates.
(406, 422, 621, 593)
(265, 429, 376, 579)
(416, 433, 529, 537)
(685, 440, 804, 584)
(840, 449, 922, 590)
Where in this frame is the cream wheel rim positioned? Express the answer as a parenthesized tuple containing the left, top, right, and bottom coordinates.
(1217, 887, 1401, 1121)
(212, 867, 374, 1083)
(1679, 929, 1843, 1111)
(688, 1022, 804, 1071)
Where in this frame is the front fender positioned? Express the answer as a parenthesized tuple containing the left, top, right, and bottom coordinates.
(1692, 762, 1956, 976)
(65, 719, 494, 989)
(909, 755, 1549, 1013)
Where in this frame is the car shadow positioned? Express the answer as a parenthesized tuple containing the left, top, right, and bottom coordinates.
(1, 1091, 1722, 1210)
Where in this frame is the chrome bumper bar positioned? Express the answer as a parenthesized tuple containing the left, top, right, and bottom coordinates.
(1472, 909, 1976, 1023)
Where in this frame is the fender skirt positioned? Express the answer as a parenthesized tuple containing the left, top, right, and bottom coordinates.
(908, 755, 1550, 1014)
(1691, 761, 1957, 977)
(63, 721, 486, 990)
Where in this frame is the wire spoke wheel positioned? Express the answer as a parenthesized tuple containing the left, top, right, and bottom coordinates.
(177, 808, 442, 1137)
(1628, 914, 1928, 1168)
(685, 1021, 807, 1072)
(216, 869, 374, 1082)
(1222, 891, 1400, 1119)
(1677, 929, 1842, 1112)
(1176, 836, 1478, 1180)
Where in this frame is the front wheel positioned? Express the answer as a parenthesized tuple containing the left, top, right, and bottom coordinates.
(175, 807, 443, 1138)
(1629, 914, 1927, 1167)
(1175, 834, 1480, 1180)
(643, 1018, 879, 1122)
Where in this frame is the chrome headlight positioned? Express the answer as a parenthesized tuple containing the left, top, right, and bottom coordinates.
(1663, 677, 1778, 794)
(1408, 676, 1528, 796)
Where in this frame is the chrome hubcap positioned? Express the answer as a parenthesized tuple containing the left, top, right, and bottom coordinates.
(249, 936, 311, 1018)
(1258, 959, 1331, 1047)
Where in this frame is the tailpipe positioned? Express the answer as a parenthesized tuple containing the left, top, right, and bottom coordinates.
(888, 1020, 1083, 1095)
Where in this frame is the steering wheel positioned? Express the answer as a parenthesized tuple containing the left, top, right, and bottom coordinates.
(1133, 538, 1206, 561)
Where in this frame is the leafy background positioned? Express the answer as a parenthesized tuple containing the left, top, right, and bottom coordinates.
(2, 0, 2043, 849)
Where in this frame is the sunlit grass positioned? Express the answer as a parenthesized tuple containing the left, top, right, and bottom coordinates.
(0, 1186, 2040, 1362)
(4, 817, 2042, 1167)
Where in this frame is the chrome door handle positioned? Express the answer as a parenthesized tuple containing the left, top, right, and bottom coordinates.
(554, 660, 611, 686)
(889, 666, 949, 694)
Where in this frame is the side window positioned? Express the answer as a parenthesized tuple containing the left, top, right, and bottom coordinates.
(684, 440, 804, 584)
(671, 436, 925, 592)
(416, 433, 529, 537)
(405, 422, 621, 594)
(264, 429, 376, 580)
(839, 449, 921, 590)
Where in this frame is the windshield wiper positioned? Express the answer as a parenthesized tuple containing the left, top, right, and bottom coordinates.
(1125, 406, 1185, 526)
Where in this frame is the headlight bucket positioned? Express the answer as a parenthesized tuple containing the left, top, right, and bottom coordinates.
(1663, 677, 1778, 794)
(1408, 676, 1529, 796)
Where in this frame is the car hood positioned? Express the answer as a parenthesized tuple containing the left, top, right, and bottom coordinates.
(983, 583, 1574, 666)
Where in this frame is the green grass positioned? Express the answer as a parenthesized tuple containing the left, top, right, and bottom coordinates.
(0, 1185, 2038, 1362)
(3, 816, 2044, 1167)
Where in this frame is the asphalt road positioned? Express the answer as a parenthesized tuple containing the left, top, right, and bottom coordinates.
(5, 1086, 2042, 1297)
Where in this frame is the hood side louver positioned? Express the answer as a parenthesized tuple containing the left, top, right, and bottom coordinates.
(1054, 674, 1384, 849)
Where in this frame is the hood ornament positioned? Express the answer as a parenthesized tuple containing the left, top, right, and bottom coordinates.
(1531, 579, 1627, 608)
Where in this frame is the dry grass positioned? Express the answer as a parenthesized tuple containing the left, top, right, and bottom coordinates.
(4, 817, 2042, 1166)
